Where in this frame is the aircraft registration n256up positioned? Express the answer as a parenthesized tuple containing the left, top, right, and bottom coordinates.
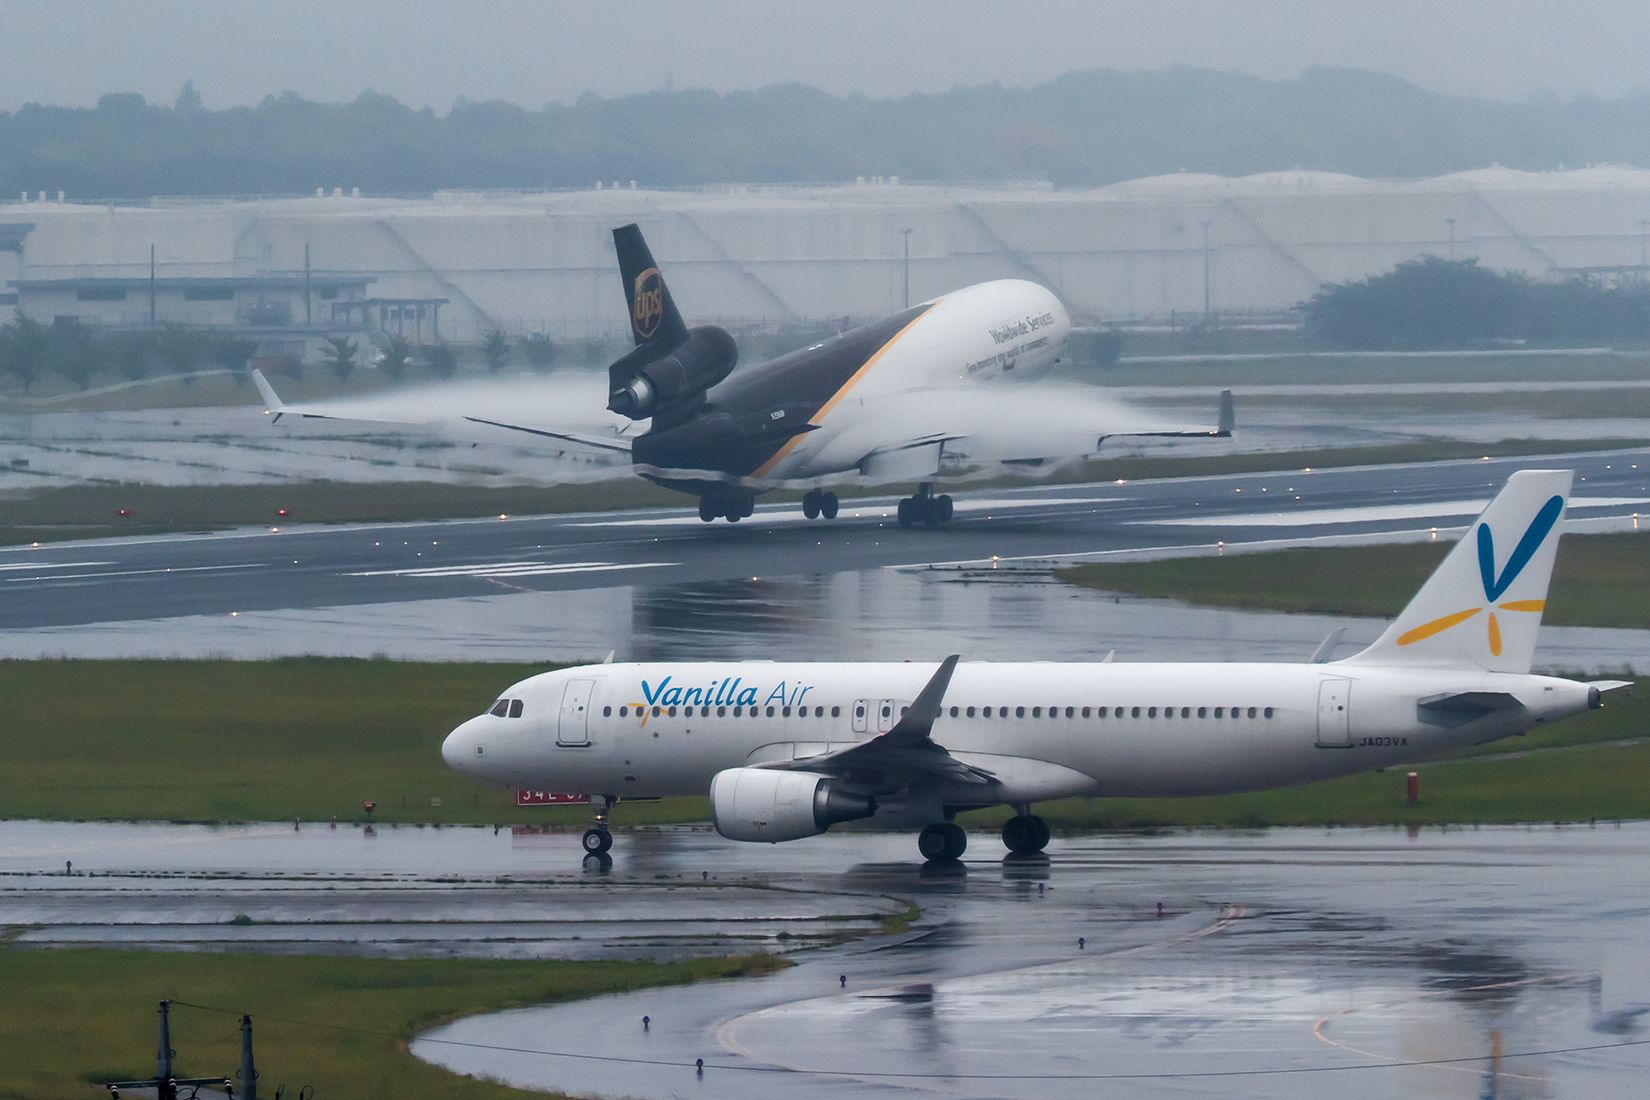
(443, 470, 1628, 862)
(254, 223, 1231, 527)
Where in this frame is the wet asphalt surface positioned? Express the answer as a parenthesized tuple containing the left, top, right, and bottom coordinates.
(5, 820, 1647, 1097)
(413, 825, 1650, 1099)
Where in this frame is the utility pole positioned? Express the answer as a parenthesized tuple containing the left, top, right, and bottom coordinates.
(900, 227, 913, 310)
(155, 999, 175, 1097)
(1200, 220, 1212, 320)
(239, 1014, 259, 1100)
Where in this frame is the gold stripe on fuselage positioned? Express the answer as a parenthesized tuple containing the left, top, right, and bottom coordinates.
(752, 304, 938, 480)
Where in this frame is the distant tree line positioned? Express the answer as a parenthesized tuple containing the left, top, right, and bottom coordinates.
(0, 313, 568, 393)
(10, 68, 1650, 198)
(1302, 256, 1650, 348)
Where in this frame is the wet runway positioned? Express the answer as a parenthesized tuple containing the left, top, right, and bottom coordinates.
(1, 448, 1647, 661)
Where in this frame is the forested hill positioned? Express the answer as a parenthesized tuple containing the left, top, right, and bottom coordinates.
(6, 67, 1650, 200)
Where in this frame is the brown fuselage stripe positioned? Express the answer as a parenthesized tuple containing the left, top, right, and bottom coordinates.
(752, 304, 940, 479)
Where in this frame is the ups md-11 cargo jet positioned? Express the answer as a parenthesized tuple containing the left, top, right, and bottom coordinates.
(255, 224, 1231, 526)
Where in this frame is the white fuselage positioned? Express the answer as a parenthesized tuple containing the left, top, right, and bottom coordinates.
(442, 660, 1590, 814)
(763, 279, 1071, 483)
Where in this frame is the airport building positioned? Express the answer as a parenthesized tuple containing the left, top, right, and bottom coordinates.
(5, 167, 1650, 343)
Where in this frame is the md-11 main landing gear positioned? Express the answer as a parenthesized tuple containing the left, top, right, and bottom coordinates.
(698, 495, 755, 523)
(897, 483, 953, 528)
(801, 489, 840, 520)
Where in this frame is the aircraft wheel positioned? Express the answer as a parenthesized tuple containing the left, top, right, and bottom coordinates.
(922, 497, 942, 527)
(1003, 814, 1049, 854)
(802, 490, 821, 519)
(937, 494, 954, 523)
(698, 499, 717, 523)
(821, 492, 839, 519)
(725, 510, 741, 523)
(919, 822, 967, 862)
(582, 827, 613, 855)
(741, 496, 755, 518)
(897, 498, 915, 527)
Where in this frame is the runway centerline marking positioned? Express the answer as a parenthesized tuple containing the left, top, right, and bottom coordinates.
(345, 560, 678, 579)
(4, 563, 266, 584)
(1150, 496, 1650, 528)
(0, 561, 114, 573)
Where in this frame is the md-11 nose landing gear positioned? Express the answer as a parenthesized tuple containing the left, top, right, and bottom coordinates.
(897, 483, 954, 528)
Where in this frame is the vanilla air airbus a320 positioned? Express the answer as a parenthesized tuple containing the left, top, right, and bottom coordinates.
(442, 470, 1626, 862)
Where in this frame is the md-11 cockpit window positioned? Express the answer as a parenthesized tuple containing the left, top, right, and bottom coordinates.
(509, 699, 524, 719)
(489, 699, 509, 717)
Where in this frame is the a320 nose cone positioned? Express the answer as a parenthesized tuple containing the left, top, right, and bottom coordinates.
(441, 722, 473, 771)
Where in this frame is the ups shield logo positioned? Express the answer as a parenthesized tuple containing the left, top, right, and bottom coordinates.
(632, 268, 664, 340)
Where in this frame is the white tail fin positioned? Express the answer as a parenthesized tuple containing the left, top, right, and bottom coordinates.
(1340, 469, 1572, 673)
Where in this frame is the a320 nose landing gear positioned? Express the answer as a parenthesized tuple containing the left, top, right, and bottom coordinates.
(801, 489, 840, 520)
(581, 794, 615, 863)
(897, 483, 954, 528)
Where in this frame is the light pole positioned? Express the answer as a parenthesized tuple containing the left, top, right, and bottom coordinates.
(1200, 220, 1212, 320)
(900, 227, 913, 310)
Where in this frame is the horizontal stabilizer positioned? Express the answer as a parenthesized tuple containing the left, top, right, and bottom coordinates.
(1419, 690, 1523, 716)
(462, 416, 634, 455)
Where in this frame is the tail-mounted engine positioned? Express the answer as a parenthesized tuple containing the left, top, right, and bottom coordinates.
(709, 767, 877, 842)
(607, 325, 738, 421)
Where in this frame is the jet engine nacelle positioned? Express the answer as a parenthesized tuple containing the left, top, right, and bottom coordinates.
(607, 325, 738, 420)
(709, 767, 877, 842)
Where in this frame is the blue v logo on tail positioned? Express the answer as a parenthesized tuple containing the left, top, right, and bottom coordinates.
(1399, 493, 1564, 657)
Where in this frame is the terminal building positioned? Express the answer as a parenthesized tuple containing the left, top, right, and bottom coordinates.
(5, 167, 1650, 343)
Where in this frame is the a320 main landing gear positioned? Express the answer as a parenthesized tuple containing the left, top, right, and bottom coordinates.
(1001, 812, 1051, 855)
(699, 495, 755, 523)
(897, 483, 953, 528)
(918, 821, 968, 862)
(801, 489, 840, 520)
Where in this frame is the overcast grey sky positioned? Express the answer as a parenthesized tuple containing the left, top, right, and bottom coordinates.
(3, 0, 1648, 111)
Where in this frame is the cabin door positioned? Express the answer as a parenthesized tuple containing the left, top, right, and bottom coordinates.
(557, 679, 595, 746)
(1315, 678, 1353, 748)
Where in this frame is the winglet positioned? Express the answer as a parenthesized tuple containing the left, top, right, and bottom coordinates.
(251, 369, 283, 416)
(1216, 389, 1235, 436)
(884, 655, 960, 744)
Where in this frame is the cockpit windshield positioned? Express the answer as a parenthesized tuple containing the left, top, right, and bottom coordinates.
(488, 698, 526, 718)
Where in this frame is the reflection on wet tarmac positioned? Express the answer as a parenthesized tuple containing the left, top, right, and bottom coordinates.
(8, 567, 1644, 672)
(410, 824, 1650, 1099)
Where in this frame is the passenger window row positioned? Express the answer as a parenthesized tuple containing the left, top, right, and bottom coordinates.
(944, 704, 1276, 719)
(595, 702, 1276, 721)
(488, 698, 525, 719)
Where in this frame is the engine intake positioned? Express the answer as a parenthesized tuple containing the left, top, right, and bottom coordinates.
(709, 767, 876, 842)
(607, 325, 738, 419)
